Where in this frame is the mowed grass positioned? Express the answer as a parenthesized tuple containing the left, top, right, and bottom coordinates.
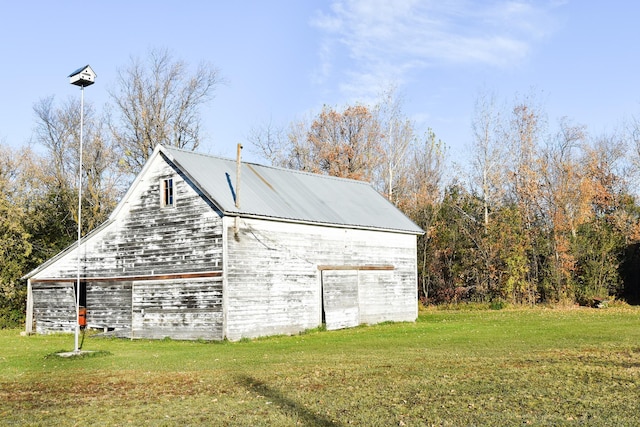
(1, 307, 639, 426)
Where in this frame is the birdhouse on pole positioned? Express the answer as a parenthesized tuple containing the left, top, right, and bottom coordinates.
(68, 65, 96, 87)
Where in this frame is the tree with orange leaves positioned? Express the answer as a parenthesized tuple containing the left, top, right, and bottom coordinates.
(304, 105, 382, 181)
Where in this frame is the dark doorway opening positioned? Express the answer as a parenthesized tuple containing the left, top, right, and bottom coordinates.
(74, 281, 87, 308)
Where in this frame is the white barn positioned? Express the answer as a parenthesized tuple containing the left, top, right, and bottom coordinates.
(24, 145, 423, 340)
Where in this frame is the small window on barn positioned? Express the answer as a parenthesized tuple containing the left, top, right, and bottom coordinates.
(161, 178, 175, 208)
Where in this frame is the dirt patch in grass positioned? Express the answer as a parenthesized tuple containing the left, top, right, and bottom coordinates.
(1, 370, 228, 410)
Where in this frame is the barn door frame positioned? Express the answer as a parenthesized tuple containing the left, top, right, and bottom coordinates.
(318, 265, 395, 330)
(320, 269, 360, 331)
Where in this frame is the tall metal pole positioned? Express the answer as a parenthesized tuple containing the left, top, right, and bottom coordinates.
(68, 65, 94, 354)
(74, 85, 84, 353)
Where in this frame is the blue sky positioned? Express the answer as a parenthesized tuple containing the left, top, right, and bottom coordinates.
(1, 1, 639, 165)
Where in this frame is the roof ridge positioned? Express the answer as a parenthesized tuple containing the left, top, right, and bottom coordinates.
(161, 144, 234, 163)
(161, 144, 374, 187)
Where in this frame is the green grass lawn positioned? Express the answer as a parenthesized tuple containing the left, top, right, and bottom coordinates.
(1, 307, 639, 426)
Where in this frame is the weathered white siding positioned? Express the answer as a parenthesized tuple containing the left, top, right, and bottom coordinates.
(224, 217, 418, 340)
(32, 158, 223, 280)
(32, 282, 75, 334)
(86, 281, 132, 332)
(224, 218, 319, 340)
(358, 269, 414, 324)
(131, 277, 223, 340)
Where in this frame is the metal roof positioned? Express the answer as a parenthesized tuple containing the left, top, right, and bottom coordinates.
(161, 146, 424, 234)
(68, 64, 95, 78)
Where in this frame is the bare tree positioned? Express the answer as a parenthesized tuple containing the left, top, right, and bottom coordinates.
(32, 96, 121, 234)
(374, 86, 414, 204)
(33, 96, 78, 192)
(540, 117, 586, 236)
(404, 129, 446, 213)
(108, 47, 222, 174)
(505, 97, 546, 219)
(470, 91, 505, 230)
(537, 117, 586, 298)
(247, 119, 292, 167)
(402, 129, 446, 303)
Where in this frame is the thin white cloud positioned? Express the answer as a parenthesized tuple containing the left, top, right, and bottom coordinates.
(312, 0, 561, 99)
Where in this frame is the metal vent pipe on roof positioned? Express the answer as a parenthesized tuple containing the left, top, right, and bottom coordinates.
(235, 143, 242, 209)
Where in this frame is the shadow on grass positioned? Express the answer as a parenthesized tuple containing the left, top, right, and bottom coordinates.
(236, 374, 342, 427)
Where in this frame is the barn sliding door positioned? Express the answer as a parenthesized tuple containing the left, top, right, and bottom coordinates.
(321, 270, 359, 330)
